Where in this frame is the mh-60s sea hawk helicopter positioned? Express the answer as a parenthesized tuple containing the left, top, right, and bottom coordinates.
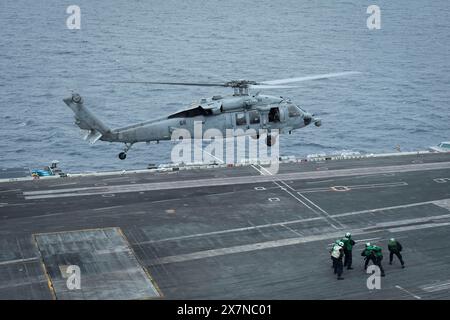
(63, 71, 360, 160)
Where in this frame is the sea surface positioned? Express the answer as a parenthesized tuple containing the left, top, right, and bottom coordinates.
(1, 0, 449, 172)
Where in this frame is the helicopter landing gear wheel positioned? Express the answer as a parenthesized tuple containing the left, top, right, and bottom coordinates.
(118, 152, 127, 160)
(266, 135, 276, 147)
(118, 143, 133, 160)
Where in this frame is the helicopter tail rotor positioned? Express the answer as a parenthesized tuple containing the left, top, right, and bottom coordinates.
(63, 93, 111, 144)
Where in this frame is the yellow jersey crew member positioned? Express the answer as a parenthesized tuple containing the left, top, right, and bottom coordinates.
(331, 241, 345, 280)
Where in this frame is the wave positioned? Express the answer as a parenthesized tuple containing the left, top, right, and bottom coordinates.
(18, 120, 34, 127)
(292, 141, 334, 149)
(407, 128, 431, 134)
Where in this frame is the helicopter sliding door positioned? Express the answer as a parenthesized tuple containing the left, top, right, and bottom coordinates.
(268, 107, 280, 123)
(268, 106, 287, 124)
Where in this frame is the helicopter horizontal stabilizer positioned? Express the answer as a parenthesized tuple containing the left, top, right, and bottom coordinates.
(83, 130, 103, 144)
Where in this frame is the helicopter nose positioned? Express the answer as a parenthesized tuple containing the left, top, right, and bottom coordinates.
(314, 118, 322, 127)
(303, 113, 312, 126)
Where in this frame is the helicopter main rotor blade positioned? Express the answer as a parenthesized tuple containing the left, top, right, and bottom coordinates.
(260, 71, 361, 85)
(117, 81, 227, 87)
(249, 84, 300, 89)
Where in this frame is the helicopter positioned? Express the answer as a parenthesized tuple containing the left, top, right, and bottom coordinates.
(63, 71, 360, 160)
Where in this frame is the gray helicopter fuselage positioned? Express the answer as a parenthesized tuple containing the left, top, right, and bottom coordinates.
(64, 70, 359, 158)
(108, 94, 316, 143)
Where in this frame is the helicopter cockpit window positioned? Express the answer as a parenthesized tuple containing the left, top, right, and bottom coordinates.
(249, 110, 260, 124)
(288, 105, 301, 117)
(235, 113, 246, 126)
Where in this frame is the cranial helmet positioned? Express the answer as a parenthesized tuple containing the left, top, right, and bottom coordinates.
(338, 241, 344, 247)
(345, 232, 351, 238)
(366, 242, 371, 247)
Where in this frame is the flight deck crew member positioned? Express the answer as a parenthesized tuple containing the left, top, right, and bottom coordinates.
(331, 241, 345, 280)
(330, 240, 341, 270)
(371, 245, 385, 277)
(361, 243, 376, 270)
(388, 238, 405, 268)
(362, 244, 386, 277)
(341, 232, 356, 270)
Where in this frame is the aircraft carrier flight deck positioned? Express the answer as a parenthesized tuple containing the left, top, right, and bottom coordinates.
(1, 152, 450, 300)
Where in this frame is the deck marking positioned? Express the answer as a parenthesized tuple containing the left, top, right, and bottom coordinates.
(147, 228, 383, 266)
(136, 200, 450, 244)
(395, 285, 422, 300)
(294, 190, 344, 229)
(281, 224, 303, 237)
(305, 179, 335, 184)
(434, 199, 450, 210)
(297, 182, 407, 193)
(92, 205, 124, 211)
(140, 216, 324, 244)
(146, 213, 450, 266)
(0, 257, 39, 266)
(251, 164, 342, 229)
(433, 178, 450, 183)
(420, 281, 450, 293)
(0, 189, 21, 193)
(388, 221, 450, 233)
(48, 182, 78, 187)
(22, 161, 450, 199)
(102, 177, 135, 182)
(33, 227, 161, 299)
(32, 234, 57, 300)
(330, 200, 450, 218)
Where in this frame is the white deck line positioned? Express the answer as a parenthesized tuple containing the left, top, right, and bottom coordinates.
(22, 161, 450, 200)
(2, 150, 445, 184)
(146, 211, 450, 266)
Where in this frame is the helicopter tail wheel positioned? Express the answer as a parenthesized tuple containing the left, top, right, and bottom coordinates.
(118, 143, 133, 160)
(266, 135, 276, 147)
(118, 152, 127, 160)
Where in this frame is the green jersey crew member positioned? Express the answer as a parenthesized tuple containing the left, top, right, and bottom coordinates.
(388, 238, 405, 268)
(341, 232, 356, 270)
(361, 243, 385, 277)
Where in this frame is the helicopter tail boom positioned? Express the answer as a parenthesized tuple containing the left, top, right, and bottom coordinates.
(63, 93, 112, 144)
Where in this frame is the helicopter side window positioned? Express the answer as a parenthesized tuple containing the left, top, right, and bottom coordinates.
(249, 110, 260, 124)
(268, 108, 280, 123)
(168, 106, 212, 119)
(288, 105, 301, 117)
(235, 112, 246, 126)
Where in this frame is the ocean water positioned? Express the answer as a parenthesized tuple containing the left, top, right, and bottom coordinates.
(1, 0, 449, 172)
